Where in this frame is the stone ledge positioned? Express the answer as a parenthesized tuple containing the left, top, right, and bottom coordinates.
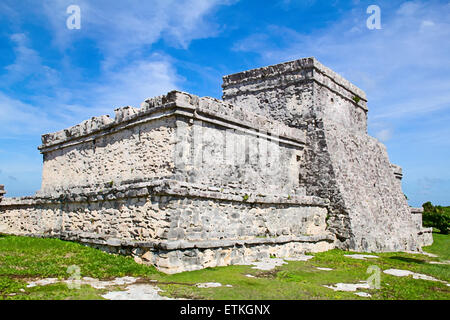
(410, 207, 424, 214)
(39, 91, 305, 151)
(1, 230, 335, 251)
(391, 164, 403, 180)
(0, 179, 329, 207)
(156, 233, 336, 250)
(222, 57, 367, 104)
(419, 227, 433, 234)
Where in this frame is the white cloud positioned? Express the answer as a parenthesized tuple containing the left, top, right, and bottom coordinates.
(34, 0, 233, 68)
(0, 57, 181, 136)
(0, 92, 60, 136)
(421, 20, 435, 27)
(375, 128, 393, 142)
(0, 0, 233, 134)
(0, 33, 181, 136)
(396, 1, 423, 16)
(58, 54, 182, 121)
(94, 56, 181, 108)
(232, 1, 450, 123)
(2, 33, 60, 88)
(0, 24, 185, 196)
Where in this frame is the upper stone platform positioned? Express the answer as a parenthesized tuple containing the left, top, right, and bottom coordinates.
(222, 57, 368, 133)
(223, 57, 367, 109)
(37, 90, 306, 197)
(39, 91, 304, 152)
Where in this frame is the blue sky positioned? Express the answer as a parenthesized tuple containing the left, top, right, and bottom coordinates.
(0, 0, 449, 207)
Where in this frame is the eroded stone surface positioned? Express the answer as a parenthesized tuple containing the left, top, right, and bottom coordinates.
(102, 284, 175, 300)
(354, 292, 371, 297)
(421, 252, 439, 258)
(317, 267, 333, 271)
(429, 260, 450, 265)
(27, 276, 139, 289)
(27, 278, 59, 288)
(25, 276, 180, 300)
(196, 282, 223, 288)
(0, 185, 5, 203)
(251, 258, 287, 271)
(323, 281, 371, 292)
(79, 276, 138, 289)
(344, 254, 379, 260)
(223, 57, 425, 252)
(383, 269, 448, 285)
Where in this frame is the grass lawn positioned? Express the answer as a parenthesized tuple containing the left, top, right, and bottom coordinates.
(0, 233, 448, 300)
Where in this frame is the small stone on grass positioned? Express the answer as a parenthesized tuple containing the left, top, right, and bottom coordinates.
(102, 284, 174, 300)
(251, 258, 287, 271)
(283, 255, 314, 262)
(354, 292, 371, 297)
(196, 282, 223, 288)
(323, 281, 371, 292)
(344, 254, 379, 260)
(383, 269, 448, 285)
(316, 267, 333, 271)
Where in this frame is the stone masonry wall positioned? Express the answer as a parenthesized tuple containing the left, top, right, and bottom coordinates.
(0, 180, 334, 273)
(175, 117, 304, 197)
(38, 91, 306, 197)
(318, 120, 418, 251)
(1, 90, 333, 273)
(40, 117, 177, 194)
(223, 57, 424, 252)
(410, 207, 433, 247)
(0, 57, 431, 273)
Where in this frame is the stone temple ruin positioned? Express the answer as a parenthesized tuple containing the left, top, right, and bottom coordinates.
(0, 57, 432, 273)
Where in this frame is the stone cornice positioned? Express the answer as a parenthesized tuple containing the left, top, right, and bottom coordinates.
(410, 207, 424, 214)
(0, 230, 335, 251)
(38, 91, 305, 153)
(0, 179, 329, 208)
(222, 57, 368, 111)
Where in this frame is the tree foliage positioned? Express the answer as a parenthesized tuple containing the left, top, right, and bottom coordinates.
(422, 202, 450, 234)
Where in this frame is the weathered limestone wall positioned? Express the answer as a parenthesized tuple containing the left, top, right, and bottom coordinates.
(1, 90, 333, 273)
(222, 57, 368, 132)
(38, 91, 305, 197)
(410, 207, 433, 247)
(317, 122, 418, 251)
(223, 57, 423, 252)
(0, 180, 334, 273)
(175, 119, 304, 197)
(40, 117, 177, 194)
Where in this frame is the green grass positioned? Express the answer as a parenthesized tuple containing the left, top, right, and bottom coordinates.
(0, 235, 158, 279)
(156, 248, 449, 300)
(423, 233, 450, 260)
(0, 234, 158, 300)
(0, 233, 449, 300)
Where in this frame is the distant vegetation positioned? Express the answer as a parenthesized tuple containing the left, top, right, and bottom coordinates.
(422, 202, 450, 235)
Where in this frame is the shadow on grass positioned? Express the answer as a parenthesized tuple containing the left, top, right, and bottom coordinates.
(389, 256, 426, 264)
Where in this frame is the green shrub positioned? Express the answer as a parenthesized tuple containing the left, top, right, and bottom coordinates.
(352, 96, 361, 104)
(422, 202, 450, 234)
